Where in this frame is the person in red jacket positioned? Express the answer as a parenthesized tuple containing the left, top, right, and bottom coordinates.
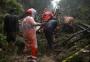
(21, 8, 41, 62)
(42, 10, 57, 50)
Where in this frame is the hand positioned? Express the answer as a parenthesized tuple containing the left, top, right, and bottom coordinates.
(41, 22, 47, 26)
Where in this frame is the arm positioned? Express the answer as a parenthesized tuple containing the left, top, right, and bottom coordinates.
(27, 17, 42, 26)
(33, 22, 41, 26)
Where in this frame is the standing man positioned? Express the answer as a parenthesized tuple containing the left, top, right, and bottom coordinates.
(42, 10, 57, 50)
(21, 8, 41, 62)
(4, 8, 19, 48)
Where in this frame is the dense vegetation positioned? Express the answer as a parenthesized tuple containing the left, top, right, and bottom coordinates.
(59, 0, 90, 24)
(0, 0, 90, 62)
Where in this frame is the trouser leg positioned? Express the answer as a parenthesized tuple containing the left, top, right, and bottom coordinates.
(7, 32, 16, 43)
(44, 30, 53, 49)
(31, 38, 38, 59)
(25, 33, 38, 59)
(44, 20, 57, 49)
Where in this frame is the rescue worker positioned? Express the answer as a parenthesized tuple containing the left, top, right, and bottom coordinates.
(21, 8, 41, 62)
(4, 8, 19, 48)
(62, 16, 75, 32)
(56, 13, 75, 32)
(41, 11, 57, 50)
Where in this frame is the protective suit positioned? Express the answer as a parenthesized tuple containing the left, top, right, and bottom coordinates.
(21, 8, 40, 62)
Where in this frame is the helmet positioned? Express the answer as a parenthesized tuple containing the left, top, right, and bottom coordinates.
(42, 11, 53, 21)
(26, 8, 37, 17)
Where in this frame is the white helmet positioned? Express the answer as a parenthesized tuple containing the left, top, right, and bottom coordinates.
(26, 8, 37, 17)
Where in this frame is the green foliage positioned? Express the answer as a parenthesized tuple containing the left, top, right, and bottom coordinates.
(18, 0, 50, 11)
(0, 0, 24, 34)
(67, 55, 82, 62)
(0, 33, 7, 46)
(59, 0, 90, 21)
(6, 0, 23, 14)
(0, 0, 23, 14)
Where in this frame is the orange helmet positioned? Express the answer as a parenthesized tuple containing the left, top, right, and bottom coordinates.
(26, 8, 37, 17)
(42, 11, 54, 21)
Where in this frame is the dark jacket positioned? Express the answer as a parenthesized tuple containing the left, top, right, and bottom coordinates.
(4, 14, 19, 33)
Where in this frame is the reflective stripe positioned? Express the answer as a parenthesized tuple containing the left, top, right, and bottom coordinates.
(26, 55, 37, 59)
(31, 56, 37, 59)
